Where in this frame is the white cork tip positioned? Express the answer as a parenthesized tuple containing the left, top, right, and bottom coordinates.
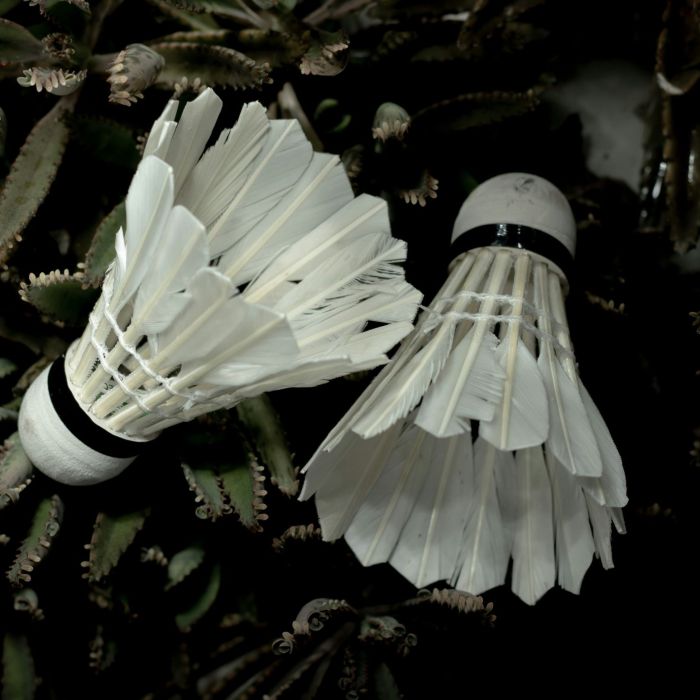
(451, 173, 577, 256)
(18, 364, 144, 486)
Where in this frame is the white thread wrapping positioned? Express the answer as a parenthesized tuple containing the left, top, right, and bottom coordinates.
(420, 290, 577, 361)
(84, 277, 234, 420)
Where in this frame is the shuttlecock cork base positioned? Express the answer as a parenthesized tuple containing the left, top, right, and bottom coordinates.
(450, 172, 576, 280)
(18, 353, 152, 486)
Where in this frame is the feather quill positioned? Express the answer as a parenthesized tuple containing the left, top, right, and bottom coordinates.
(311, 423, 404, 541)
(132, 205, 208, 338)
(344, 425, 430, 566)
(388, 431, 473, 587)
(208, 121, 317, 257)
(509, 447, 556, 605)
(546, 454, 595, 594)
(479, 255, 549, 450)
(452, 438, 511, 595)
(578, 384, 628, 509)
(415, 327, 504, 436)
(534, 263, 602, 477)
(244, 194, 390, 304)
(221, 155, 354, 285)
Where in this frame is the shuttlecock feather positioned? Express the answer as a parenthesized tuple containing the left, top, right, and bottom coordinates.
(301, 172, 627, 605)
(17, 88, 421, 486)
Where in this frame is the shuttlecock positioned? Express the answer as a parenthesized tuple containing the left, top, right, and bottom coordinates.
(18, 88, 421, 486)
(301, 173, 627, 605)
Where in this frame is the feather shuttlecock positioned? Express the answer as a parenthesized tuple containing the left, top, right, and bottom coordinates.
(301, 173, 627, 605)
(18, 88, 421, 486)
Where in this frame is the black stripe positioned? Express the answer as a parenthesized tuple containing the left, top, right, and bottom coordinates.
(47, 357, 146, 458)
(450, 223, 574, 281)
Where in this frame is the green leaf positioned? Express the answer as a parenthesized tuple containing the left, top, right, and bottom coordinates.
(175, 561, 221, 632)
(0, 433, 33, 510)
(219, 451, 266, 531)
(236, 395, 298, 496)
(156, 0, 264, 21)
(0, 18, 44, 64)
(152, 28, 231, 44)
(0, 358, 17, 379)
(0, 1, 23, 17)
(19, 270, 99, 326)
(7, 494, 63, 586)
(235, 29, 307, 69)
(2, 634, 35, 700)
(182, 463, 229, 520)
(72, 117, 139, 170)
(412, 89, 541, 133)
(151, 42, 270, 90)
(166, 544, 205, 590)
(82, 200, 125, 285)
(148, 0, 220, 31)
(181, 419, 267, 527)
(374, 663, 402, 699)
(84, 509, 150, 583)
(0, 97, 74, 266)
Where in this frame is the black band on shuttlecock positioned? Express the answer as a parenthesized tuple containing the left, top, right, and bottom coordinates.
(47, 357, 145, 458)
(450, 224, 575, 280)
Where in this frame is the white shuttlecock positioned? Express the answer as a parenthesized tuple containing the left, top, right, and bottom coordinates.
(18, 88, 421, 486)
(301, 173, 627, 605)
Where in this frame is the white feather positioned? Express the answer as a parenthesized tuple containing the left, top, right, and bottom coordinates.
(112, 156, 175, 312)
(178, 101, 270, 227)
(208, 121, 316, 257)
(344, 425, 431, 566)
(295, 282, 421, 350)
(229, 355, 382, 399)
(311, 423, 404, 541)
(584, 494, 614, 570)
(534, 262, 602, 477)
(221, 155, 354, 286)
(160, 88, 223, 195)
(142, 99, 178, 158)
(244, 194, 390, 304)
(329, 322, 414, 366)
(479, 254, 549, 450)
(479, 339, 549, 450)
(352, 321, 456, 438)
(452, 438, 510, 595)
(277, 237, 408, 319)
(388, 430, 473, 587)
(415, 327, 505, 437)
(578, 383, 628, 508)
(539, 354, 603, 477)
(546, 454, 595, 594)
(508, 447, 556, 605)
(311, 254, 484, 452)
(132, 205, 208, 337)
